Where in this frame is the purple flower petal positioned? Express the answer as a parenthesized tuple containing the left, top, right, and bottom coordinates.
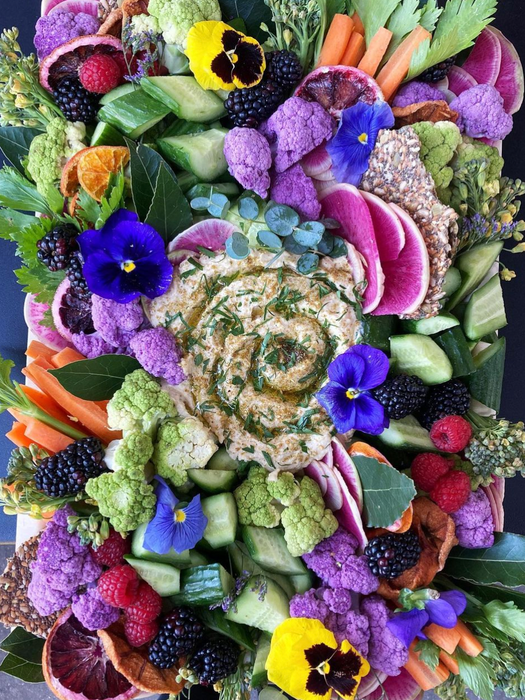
(438, 590, 467, 616)
(103, 209, 139, 235)
(327, 351, 366, 389)
(316, 382, 357, 433)
(425, 598, 459, 628)
(387, 609, 429, 648)
(170, 495, 208, 552)
(143, 503, 178, 555)
(351, 393, 389, 435)
(154, 476, 179, 509)
(350, 344, 390, 390)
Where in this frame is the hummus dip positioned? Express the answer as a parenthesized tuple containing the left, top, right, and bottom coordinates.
(149, 249, 360, 471)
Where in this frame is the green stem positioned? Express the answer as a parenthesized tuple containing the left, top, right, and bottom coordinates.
(12, 383, 89, 441)
(467, 409, 494, 431)
(434, 574, 484, 609)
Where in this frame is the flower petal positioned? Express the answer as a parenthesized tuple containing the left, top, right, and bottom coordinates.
(170, 495, 208, 552)
(387, 609, 429, 648)
(425, 599, 459, 628)
(351, 345, 390, 390)
(438, 590, 467, 616)
(327, 351, 366, 389)
(143, 503, 176, 555)
(154, 476, 179, 509)
(326, 641, 369, 700)
(351, 393, 389, 435)
(82, 253, 139, 303)
(102, 209, 139, 235)
(316, 382, 357, 433)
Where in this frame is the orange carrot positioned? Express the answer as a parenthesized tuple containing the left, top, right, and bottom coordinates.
(340, 32, 366, 67)
(20, 385, 84, 431)
(376, 25, 432, 101)
(6, 421, 32, 449)
(456, 620, 484, 657)
(25, 340, 57, 362)
(51, 347, 86, 369)
(30, 355, 55, 370)
(439, 651, 460, 675)
(24, 417, 74, 454)
(317, 14, 355, 67)
(424, 623, 461, 655)
(352, 12, 365, 35)
(405, 646, 450, 692)
(358, 27, 393, 76)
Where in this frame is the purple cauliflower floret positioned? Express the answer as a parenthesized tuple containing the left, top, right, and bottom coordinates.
(223, 127, 272, 197)
(321, 586, 353, 614)
(92, 295, 144, 348)
(270, 164, 321, 220)
(34, 11, 100, 60)
(360, 595, 408, 676)
(340, 555, 380, 595)
(261, 97, 335, 173)
(290, 588, 329, 620)
(392, 81, 445, 108)
(28, 506, 102, 617)
(450, 85, 513, 141)
(71, 586, 119, 631)
(130, 327, 185, 385)
(72, 332, 116, 359)
(451, 489, 495, 548)
(326, 609, 370, 656)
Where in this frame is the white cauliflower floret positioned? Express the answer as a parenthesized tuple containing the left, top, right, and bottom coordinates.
(148, 0, 222, 49)
(129, 13, 161, 37)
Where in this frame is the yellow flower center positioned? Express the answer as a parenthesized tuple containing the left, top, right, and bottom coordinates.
(320, 661, 330, 675)
(226, 50, 239, 64)
(358, 132, 368, 144)
(175, 510, 186, 523)
(121, 260, 136, 273)
(346, 388, 359, 400)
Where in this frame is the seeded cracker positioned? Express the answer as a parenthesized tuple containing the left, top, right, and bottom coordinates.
(361, 127, 459, 319)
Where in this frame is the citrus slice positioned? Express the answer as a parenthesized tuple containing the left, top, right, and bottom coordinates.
(77, 146, 130, 201)
(60, 147, 92, 197)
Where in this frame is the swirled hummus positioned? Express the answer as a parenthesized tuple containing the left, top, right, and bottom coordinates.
(149, 249, 360, 470)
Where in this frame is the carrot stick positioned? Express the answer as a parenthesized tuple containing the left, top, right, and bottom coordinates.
(439, 651, 460, 675)
(20, 385, 84, 431)
(404, 646, 450, 691)
(317, 14, 355, 67)
(340, 32, 366, 67)
(25, 340, 57, 362)
(51, 347, 86, 368)
(6, 422, 33, 449)
(456, 620, 484, 657)
(352, 12, 365, 35)
(424, 623, 461, 655)
(358, 27, 393, 76)
(24, 417, 74, 454)
(376, 25, 432, 101)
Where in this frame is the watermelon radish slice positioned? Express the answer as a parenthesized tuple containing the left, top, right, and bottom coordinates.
(483, 485, 501, 532)
(313, 168, 336, 182)
(51, 279, 75, 343)
(463, 28, 502, 86)
(305, 461, 329, 496)
(48, 0, 100, 16)
(320, 445, 334, 470)
(491, 26, 525, 114)
(361, 191, 405, 263)
(168, 219, 238, 253)
(41, 0, 68, 13)
(372, 203, 429, 316)
(367, 668, 422, 700)
(306, 460, 343, 511)
(332, 438, 364, 513)
(24, 295, 71, 351)
(320, 184, 385, 314)
(301, 143, 332, 178)
(357, 670, 388, 698)
(447, 66, 478, 97)
(332, 466, 368, 552)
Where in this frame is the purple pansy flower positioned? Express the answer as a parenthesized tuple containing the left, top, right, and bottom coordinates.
(143, 477, 208, 554)
(315, 344, 390, 435)
(387, 590, 467, 648)
(327, 101, 395, 186)
(78, 209, 173, 303)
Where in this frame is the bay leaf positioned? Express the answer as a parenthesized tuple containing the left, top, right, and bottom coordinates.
(0, 654, 44, 683)
(0, 627, 45, 665)
(145, 162, 192, 244)
(0, 126, 41, 175)
(49, 355, 141, 401)
(126, 140, 164, 221)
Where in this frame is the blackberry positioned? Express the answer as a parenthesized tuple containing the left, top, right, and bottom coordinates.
(53, 77, 99, 124)
(37, 224, 79, 272)
(419, 56, 457, 83)
(34, 437, 107, 497)
(190, 636, 240, 685)
(265, 50, 303, 90)
(372, 374, 427, 420)
(224, 80, 285, 128)
(418, 379, 471, 430)
(365, 531, 421, 580)
(148, 607, 204, 669)
(67, 251, 91, 298)
(59, 283, 94, 335)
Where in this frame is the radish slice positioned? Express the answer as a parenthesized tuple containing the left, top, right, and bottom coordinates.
(25, 295, 71, 351)
(492, 476, 505, 501)
(168, 219, 238, 253)
(313, 168, 336, 182)
(448, 66, 478, 96)
(463, 27, 502, 86)
(332, 467, 368, 551)
(366, 669, 422, 700)
(305, 461, 329, 496)
(321, 445, 334, 470)
(357, 670, 388, 699)
(48, 0, 100, 16)
(483, 485, 501, 532)
(361, 190, 405, 262)
(332, 437, 364, 513)
(301, 143, 332, 178)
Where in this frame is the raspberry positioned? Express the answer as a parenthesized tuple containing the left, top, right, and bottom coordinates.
(411, 453, 452, 492)
(126, 582, 162, 623)
(80, 54, 121, 94)
(90, 529, 131, 568)
(430, 470, 471, 513)
(124, 618, 159, 648)
(98, 564, 140, 608)
(430, 415, 473, 453)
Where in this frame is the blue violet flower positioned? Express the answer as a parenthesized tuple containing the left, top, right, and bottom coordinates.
(143, 477, 208, 554)
(315, 344, 390, 435)
(78, 209, 173, 303)
(327, 101, 395, 186)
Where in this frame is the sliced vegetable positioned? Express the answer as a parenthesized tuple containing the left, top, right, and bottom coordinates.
(376, 26, 432, 101)
(6, 422, 32, 449)
(25, 340, 57, 362)
(455, 620, 484, 657)
(50, 347, 86, 368)
(225, 576, 290, 634)
(12, 413, 74, 454)
(435, 326, 476, 378)
(467, 337, 506, 411)
(404, 643, 450, 691)
(424, 622, 461, 655)
(463, 274, 507, 340)
(358, 27, 393, 76)
(341, 32, 366, 67)
(171, 564, 234, 606)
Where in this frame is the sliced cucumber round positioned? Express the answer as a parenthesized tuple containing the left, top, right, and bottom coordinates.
(225, 576, 290, 633)
(206, 447, 239, 471)
(378, 416, 437, 452)
(188, 468, 237, 493)
(390, 334, 453, 385)
(201, 493, 238, 548)
(124, 556, 180, 596)
(402, 312, 459, 336)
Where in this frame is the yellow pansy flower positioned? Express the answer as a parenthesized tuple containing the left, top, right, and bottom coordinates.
(266, 618, 370, 700)
(185, 21, 265, 91)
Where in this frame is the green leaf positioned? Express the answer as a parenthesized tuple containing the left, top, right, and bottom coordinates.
(385, 0, 422, 61)
(226, 231, 250, 260)
(351, 454, 416, 528)
(145, 162, 192, 244)
(126, 140, 164, 221)
(445, 533, 525, 588)
(456, 648, 495, 700)
(264, 204, 300, 237)
(353, 0, 402, 44)
(483, 600, 525, 643)
(49, 355, 142, 401)
(15, 265, 65, 306)
(293, 222, 325, 248)
(0, 167, 52, 215)
(419, 0, 442, 32)
(218, 0, 274, 42)
(460, 582, 525, 611)
(330, 236, 348, 258)
(0, 209, 38, 240)
(284, 236, 309, 255)
(0, 126, 41, 175)
(297, 252, 320, 275)
(257, 230, 283, 251)
(96, 171, 126, 229)
(414, 639, 440, 670)
(76, 189, 102, 226)
(10, 218, 54, 269)
(238, 196, 260, 220)
(0, 627, 45, 664)
(0, 653, 44, 683)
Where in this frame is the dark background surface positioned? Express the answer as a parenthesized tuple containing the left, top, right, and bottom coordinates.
(0, 1, 524, 543)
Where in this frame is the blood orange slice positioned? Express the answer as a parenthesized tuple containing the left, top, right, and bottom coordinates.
(61, 147, 91, 197)
(77, 146, 130, 201)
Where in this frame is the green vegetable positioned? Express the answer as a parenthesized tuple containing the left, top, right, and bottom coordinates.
(153, 416, 218, 488)
(114, 432, 154, 470)
(234, 466, 300, 528)
(411, 121, 462, 197)
(266, 472, 300, 507)
(148, 0, 222, 49)
(465, 412, 525, 480)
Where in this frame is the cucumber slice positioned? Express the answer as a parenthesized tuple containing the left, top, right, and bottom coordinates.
(378, 416, 437, 452)
(402, 312, 459, 336)
(447, 241, 503, 310)
(201, 493, 238, 548)
(171, 564, 234, 606)
(206, 446, 239, 471)
(188, 468, 238, 493)
(225, 576, 290, 633)
(227, 542, 295, 598)
(241, 526, 307, 576)
(252, 635, 272, 688)
(290, 571, 315, 594)
(161, 119, 210, 138)
(99, 83, 136, 106)
(157, 128, 228, 181)
(99, 89, 170, 139)
(390, 334, 453, 385)
(131, 523, 191, 567)
(463, 274, 508, 340)
(441, 266, 462, 298)
(198, 608, 257, 651)
(359, 315, 397, 353)
(435, 326, 476, 378)
(124, 556, 180, 596)
(90, 122, 126, 146)
(141, 76, 226, 122)
(467, 337, 506, 412)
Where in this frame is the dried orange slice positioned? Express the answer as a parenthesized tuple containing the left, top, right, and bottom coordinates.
(77, 146, 130, 201)
(60, 147, 91, 197)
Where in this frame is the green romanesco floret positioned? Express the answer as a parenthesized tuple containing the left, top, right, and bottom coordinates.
(411, 121, 462, 195)
(280, 475, 338, 556)
(267, 471, 301, 507)
(148, 0, 221, 49)
(27, 117, 86, 195)
(107, 369, 176, 439)
(129, 13, 161, 37)
(114, 432, 154, 470)
(152, 416, 218, 488)
(454, 137, 505, 184)
(234, 466, 282, 528)
(85, 465, 156, 534)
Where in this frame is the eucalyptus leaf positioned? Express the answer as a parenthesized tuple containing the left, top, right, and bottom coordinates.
(0, 126, 41, 175)
(257, 230, 283, 251)
(264, 204, 300, 237)
(297, 252, 320, 275)
(444, 533, 525, 588)
(145, 162, 192, 244)
(208, 200, 230, 218)
(0, 627, 45, 664)
(352, 455, 417, 528)
(226, 232, 250, 260)
(284, 236, 309, 255)
(191, 196, 212, 211)
(317, 231, 335, 255)
(125, 140, 164, 221)
(330, 236, 348, 258)
(0, 654, 44, 683)
(49, 355, 141, 401)
(238, 196, 260, 220)
(293, 225, 324, 248)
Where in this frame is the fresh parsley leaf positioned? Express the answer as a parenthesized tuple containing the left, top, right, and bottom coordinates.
(385, 0, 422, 61)
(414, 639, 440, 671)
(0, 167, 53, 215)
(456, 648, 496, 700)
(483, 600, 525, 644)
(15, 265, 65, 306)
(352, 0, 401, 44)
(10, 218, 53, 269)
(419, 0, 442, 32)
(76, 189, 102, 226)
(96, 171, 126, 229)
